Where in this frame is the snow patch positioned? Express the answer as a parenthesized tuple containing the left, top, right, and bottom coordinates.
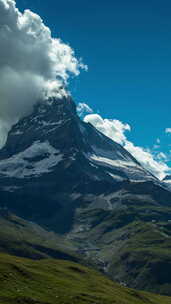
(107, 172, 125, 181)
(0, 141, 63, 178)
(11, 130, 23, 136)
(2, 186, 21, 192)
(91, 145, 137, 163)
(163, 180, 171, 184)
(86, 150, 154, 181)
(89, 154, 138, 169)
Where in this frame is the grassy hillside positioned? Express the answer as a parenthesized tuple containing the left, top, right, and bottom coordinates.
(0, 212, 79, 261)
(0, 253, 170, 304)
(1, 208, 171, 299)
(69, 204, 171, 295)
(105, 220, 171, 294)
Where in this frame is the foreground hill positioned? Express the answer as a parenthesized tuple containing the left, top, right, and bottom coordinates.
(0, 253, 170, 304)
(0, 209, 79, 261)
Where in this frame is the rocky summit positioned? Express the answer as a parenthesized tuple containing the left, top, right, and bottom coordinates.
(0, 97, 171, 296)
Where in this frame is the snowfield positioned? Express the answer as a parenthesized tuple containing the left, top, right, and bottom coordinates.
(0, 141, 63, 178)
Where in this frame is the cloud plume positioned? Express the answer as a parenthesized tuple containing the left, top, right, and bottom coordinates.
(0, 0, 86, 144)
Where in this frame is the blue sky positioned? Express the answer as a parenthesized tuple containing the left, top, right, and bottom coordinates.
(16, 0, 171, 176)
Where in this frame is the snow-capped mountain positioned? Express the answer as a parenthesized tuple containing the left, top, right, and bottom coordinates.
(0, 96, 169, 231)
(1, 96, 171, 294)
(0, 96, 156, 182)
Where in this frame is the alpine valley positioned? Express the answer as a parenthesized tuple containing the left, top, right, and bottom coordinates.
(0, 96, 171, 304)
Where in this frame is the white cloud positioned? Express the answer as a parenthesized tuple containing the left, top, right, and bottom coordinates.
(77, 103, 93, 117)
(124, 142, 169, 180)
(84, 113, 171, 180)
(0, 0, 86, 143)
(165, 128, 171, 134)
(84, 114, 130, 145)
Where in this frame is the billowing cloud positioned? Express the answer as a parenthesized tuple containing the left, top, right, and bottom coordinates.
(124, 142, 169, 180)
(77, 103, 93, 117)
(0, 0, 86, 143)
(84, 114, 130, 145)
(84, 113, 171, 180)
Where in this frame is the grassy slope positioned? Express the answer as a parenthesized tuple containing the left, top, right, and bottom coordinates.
(0, 213, 79, 262)
(107, 220, 171, 295)
(1, 209, 171, 299)
(70, 205, 171, 295)
(0, 253, 170, 304)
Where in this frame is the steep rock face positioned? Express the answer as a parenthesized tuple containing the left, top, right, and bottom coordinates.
(0, 96, 156, 182)
(0, 96, 171, 295)
(0, 96, 159, 231)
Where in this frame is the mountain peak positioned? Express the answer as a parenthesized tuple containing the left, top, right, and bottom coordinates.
(11, 95, 77, 138)
(0, 96, 77, 158)
(0, 95, 157, 184)
(37, 96, 77, 115)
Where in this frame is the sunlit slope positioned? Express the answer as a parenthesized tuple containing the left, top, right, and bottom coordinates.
(0, 253, 170, 304)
